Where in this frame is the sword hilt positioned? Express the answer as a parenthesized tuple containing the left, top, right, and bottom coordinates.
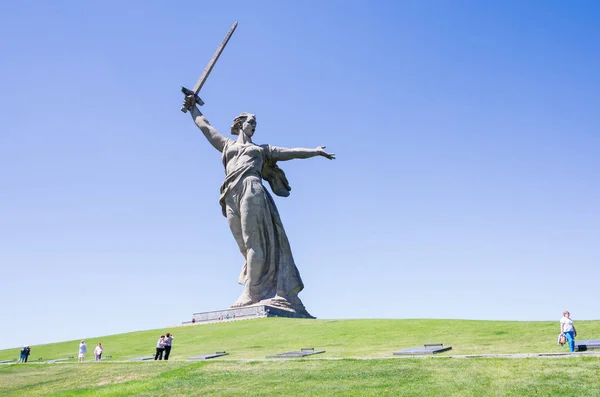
(180, 86, 205, 113)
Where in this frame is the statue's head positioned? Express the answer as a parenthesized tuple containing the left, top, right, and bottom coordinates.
(231, 112, 257, 137)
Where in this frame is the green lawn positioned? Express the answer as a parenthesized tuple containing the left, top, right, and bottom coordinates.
(1, 318, 599, 396)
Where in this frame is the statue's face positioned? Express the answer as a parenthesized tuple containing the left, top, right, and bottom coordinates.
(242, 115, 257, 137)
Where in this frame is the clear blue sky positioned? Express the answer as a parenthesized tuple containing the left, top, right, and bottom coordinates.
(1, 1, 599, 350)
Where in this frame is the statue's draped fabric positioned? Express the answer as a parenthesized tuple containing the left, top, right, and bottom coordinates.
(218, 139, 304, 301)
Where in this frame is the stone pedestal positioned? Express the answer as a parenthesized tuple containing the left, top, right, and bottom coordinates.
(183, 304, 315, 325)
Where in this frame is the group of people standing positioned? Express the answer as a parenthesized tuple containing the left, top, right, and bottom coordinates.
(78, 340, 104, 362)
(155, 333, 174, 360)
(17, 346, 31, 363)
(18, 334, 173, 363)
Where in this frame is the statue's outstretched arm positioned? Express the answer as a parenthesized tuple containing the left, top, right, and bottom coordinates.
(183, 96, 228, 152)
(271, 146, 335, 161)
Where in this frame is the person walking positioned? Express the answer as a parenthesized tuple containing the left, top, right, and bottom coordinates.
(78, 340, 87, 362)
(94, 343, 103, 361)
(560, 310, 577, 352)
(24, 346, 31, 363)
(164, 333, 174, 360)
(155, 335, 166, 360)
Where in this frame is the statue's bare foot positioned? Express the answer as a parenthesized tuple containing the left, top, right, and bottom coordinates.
(231, 293, 256, 307)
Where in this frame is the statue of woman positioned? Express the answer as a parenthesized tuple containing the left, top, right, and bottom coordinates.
(183, 95, 335, 316)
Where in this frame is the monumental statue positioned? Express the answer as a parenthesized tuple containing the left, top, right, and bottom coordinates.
(181, 23, 334, 318)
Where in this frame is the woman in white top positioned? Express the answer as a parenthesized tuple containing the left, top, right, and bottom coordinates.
(560, 310, 577, 352)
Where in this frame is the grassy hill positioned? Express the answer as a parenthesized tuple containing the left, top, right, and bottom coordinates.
(1, 318, 600, 396)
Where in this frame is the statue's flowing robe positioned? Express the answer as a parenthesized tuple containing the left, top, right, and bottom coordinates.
(218, 139, 303, 301)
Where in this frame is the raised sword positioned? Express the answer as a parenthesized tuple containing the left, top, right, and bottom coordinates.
(180, 22, 238, 112)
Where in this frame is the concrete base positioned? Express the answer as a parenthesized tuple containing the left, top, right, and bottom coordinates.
(128, 356, 154, 361)
(187, 352, 229, 360)
(393, 344, 452, 355)
(575, 340, 600, 351)
(267, 348, 325, 358)
(184, 304, 315, 325)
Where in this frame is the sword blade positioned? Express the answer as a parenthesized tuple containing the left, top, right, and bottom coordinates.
(192, 21, 238, 95)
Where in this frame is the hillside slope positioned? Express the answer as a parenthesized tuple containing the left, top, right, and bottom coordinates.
(2, 318, 598, 361)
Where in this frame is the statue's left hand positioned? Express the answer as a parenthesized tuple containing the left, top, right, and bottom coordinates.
(317, 146, 335, 160)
